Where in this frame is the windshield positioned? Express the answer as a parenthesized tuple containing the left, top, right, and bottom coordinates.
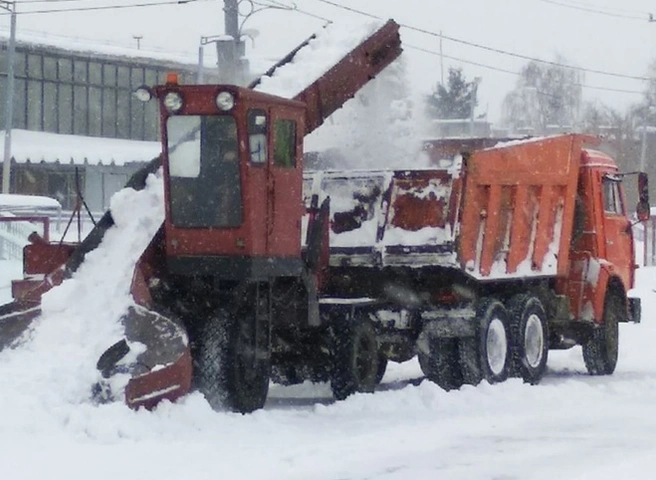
(166, 115, 242, 227)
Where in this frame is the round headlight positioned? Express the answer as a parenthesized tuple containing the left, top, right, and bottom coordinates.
(216, 91, 235, 111)
(163, 91, 183, 113)
(133, 86, 152, 102)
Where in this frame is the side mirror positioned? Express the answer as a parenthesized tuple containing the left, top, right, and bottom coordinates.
(637, 200, 650, 222)
(637, 172, 650, 222)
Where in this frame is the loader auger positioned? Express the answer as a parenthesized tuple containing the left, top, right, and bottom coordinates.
(0, 156, 162, 353)
(0, 156, 194, 409)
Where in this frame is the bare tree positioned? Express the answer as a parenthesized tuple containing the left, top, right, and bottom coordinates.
(502, 55, 583, 134)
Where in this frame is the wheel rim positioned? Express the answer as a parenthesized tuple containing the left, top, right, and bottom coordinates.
(524, 313, 544, 368)
(486, 317, 508, 376)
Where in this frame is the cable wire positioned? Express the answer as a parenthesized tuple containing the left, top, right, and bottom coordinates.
(407, 44, 644, 95)
(9, 0, 208, 15)
(535, 0, 651, 21)
(251, 0, 331, 23)
(309, 0, 651, 82)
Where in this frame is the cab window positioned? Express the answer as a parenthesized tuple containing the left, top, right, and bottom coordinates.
(602, 176, 624, 215)
(247, 109, 267, 164)
(274, 119, 297, 168)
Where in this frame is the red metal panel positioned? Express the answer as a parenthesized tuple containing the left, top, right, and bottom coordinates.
(506, 185, 530, 273)
(293, 20, 402, 136)
(460, 134, 588, 278)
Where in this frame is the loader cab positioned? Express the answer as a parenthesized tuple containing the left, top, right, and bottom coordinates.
(148, 79, 307, 279)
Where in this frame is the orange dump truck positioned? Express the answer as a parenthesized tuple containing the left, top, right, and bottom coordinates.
(304, 133, 649, 391)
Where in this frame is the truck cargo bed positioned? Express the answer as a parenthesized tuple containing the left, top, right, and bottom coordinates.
(304, 134, 590, 280)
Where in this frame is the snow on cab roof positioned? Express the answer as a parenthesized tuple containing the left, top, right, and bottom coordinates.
(2, 130, 161, 166)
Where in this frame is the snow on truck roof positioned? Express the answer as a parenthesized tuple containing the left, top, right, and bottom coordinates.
(1, 129, 161, 166)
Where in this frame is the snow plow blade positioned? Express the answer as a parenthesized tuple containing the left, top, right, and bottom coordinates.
(96, 305, 192, 410)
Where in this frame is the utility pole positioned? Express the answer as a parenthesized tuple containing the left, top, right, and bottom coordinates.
(1, 0, 16, 194)
(224, 0, 239, 40)
(215, 0, 243, 84)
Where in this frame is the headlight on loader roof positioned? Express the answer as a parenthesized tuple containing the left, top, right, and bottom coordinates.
(216, 91, 235, 111)
(163, 91, 183, 113)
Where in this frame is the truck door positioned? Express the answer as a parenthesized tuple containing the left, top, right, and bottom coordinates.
(266, 108, 304, 258)
(600, 174, 634, 288)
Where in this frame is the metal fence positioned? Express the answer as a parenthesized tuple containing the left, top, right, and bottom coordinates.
(0, 214, 49, 260)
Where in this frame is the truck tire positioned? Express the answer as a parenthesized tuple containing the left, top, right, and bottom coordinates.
(507, 294, 549, 384)
(460, 298, 511, 385)
(418, 335, 464, 391)
(583, 291, 622, 375)
(330, 317, 379, 400)
(197, 306, 270, 413)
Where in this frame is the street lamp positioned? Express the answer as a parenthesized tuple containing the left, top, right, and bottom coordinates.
(1, 0, 16, 194)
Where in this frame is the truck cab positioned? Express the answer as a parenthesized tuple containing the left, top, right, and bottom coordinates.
(566, 148, 646, 326)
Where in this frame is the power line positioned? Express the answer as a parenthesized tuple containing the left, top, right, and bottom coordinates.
(251, 0, 331, 23)
(535, 0, 651, 21)
(309, 0, 651, 82)
(14, 0, 108, 3)
(407, 44, 644, 96)
(5, 0, 208, 15)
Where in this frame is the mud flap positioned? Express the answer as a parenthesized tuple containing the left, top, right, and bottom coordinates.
(95, 305, 193, 410)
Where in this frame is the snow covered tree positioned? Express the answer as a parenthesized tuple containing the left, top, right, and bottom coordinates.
(502, 55, 583, 134)
(425, 67, 476, 120)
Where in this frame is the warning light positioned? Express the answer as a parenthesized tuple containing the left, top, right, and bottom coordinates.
(165, 72, 179, 85)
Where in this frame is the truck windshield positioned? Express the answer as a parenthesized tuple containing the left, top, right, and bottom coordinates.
(166, 115, 242, 227)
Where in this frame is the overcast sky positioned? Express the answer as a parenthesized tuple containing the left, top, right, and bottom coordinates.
(2, 0, 656, 122)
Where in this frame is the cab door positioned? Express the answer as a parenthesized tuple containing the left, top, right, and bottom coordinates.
(266, 107, 305, 258)
(600, 174, 634, 288)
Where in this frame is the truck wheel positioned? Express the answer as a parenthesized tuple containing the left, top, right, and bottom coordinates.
(507, 294, 549, 384)
(330, 317, 379, 400)
(197, 306, 270, 413)
(418, 335, 464, 391)
(583, 292, 622, 375)
(460, 299, 511, 385)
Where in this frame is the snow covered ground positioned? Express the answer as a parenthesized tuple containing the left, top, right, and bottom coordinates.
(2, 173, 656, 479)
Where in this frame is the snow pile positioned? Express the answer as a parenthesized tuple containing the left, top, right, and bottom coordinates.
(254, 19, 385, 99)
(0, 172, 164, 413)
(3, 129, 161, 166)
